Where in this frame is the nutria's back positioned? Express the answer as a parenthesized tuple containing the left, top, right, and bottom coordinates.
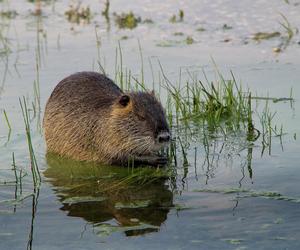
(43, 72, 170, 166)
(47, 72, 122, 112)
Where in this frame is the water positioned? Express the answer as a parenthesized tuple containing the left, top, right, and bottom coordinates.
(0, 0, 300, 249)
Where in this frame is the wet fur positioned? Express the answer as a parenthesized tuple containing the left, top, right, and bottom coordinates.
(43, 72, 169, 165)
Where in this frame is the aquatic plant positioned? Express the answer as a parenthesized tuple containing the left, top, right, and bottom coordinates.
(222, 24, 233, 30)
(169, 9, 184, 23)
(113, 11, 141, 29)
(252, 32, 281, 41)
(19, 97, 41, 186)
(0, 10, 17, 19)
(102, 0, 110, 20)
(160, 63, 253, 135)
(186, 36, 194, 44)
(65, 4, 91, 24)
(279, 13, 295, 41)
(3, 109, 11, 132)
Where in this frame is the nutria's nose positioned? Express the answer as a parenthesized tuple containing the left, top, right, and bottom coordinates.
(158, 132, 170, 143)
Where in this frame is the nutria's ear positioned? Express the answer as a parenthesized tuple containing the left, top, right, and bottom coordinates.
(150, 90, 155, 96)
(119, 95, 130, 107)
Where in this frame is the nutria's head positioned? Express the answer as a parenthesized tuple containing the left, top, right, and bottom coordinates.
(110, 92, 170, 156)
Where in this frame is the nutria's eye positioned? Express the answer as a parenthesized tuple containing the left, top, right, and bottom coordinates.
(119, 95, 130, 107)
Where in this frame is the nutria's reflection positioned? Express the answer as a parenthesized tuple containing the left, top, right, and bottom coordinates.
(44, 153, 173, 236)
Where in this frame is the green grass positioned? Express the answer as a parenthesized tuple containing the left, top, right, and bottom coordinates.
(3, 109, 11, 131)
(19, 96, 41, 186)
(102, 0, 110, 20)
(106, 44, 286, 166)
(169, 9, 184, 23)
(279, 13, 295, 41)
(159, 63, 253, 135)
(113, 12, 141, 29)
(2, 109, 11, 143)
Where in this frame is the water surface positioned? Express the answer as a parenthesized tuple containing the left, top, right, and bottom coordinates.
(0, 0, 300, 249)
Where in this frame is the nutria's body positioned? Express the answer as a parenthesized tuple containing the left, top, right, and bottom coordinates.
(43, 72, 170, 166)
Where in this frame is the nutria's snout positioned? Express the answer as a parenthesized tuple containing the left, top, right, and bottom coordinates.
(157, 131, 171, 144)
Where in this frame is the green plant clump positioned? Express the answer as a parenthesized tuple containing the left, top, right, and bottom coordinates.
(161, 63, 255, 135)
(114, 12, 141, 29)
(186, 36, 194, 44)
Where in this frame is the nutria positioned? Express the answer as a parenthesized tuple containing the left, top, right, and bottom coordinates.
(43, 72, 170, 166)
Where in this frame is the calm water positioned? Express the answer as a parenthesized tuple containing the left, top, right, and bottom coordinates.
(0, 1, 300, 249)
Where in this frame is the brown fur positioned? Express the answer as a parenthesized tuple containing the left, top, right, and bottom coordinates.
(43, 72, 169, 165)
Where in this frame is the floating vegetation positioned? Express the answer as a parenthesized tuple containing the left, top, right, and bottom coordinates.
(115, 200, 151, 209)
(251, 14, 297, 52)
(113, 12, 141, 29)
(156, 37, 194, 47)
(274, 218, 284, 224)
(62, 196, 107, 205)
(252, 32, 281, 41)
(156, 40, 181, 47)
(192, 188, 300, 203)
(222, 24, 233, 30)
(223, 239, 244, 245)
(196, 27, 206, 32)
(0, 10, 18, 19)
(186, 36, 194, 44)
(65, 4, 91, 24)
(173, 32, 184, 36)
(169, 9, 184, 23)
(251, 96, 293, 103)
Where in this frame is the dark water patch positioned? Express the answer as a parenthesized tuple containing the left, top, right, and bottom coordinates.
(43, 154, 173, 237)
